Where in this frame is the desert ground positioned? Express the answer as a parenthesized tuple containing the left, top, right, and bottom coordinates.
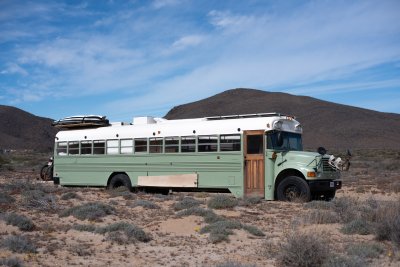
(0, 150, 399, 267)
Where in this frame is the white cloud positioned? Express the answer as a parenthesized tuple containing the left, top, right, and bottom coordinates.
(172, 35, 205, 50)
(152, 0, 181, 9)
(1, 63, 28, 76)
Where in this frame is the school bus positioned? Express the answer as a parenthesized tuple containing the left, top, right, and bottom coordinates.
(52, 113, 345, 201)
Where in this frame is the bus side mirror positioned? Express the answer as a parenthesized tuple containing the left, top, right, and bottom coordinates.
(277, 131, 284, 147)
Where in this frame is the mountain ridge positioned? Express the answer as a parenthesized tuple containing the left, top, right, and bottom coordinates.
(165, 88, 400, 150)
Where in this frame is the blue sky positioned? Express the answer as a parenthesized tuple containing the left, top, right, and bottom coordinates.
(0, 0, 399, 121)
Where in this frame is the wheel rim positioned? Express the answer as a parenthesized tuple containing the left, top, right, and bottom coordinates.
(284, 185, 301, 201)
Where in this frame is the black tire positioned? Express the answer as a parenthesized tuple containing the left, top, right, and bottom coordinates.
(277, 176, 311, 202)
(40, 165, 48, 180)
(108, 173, 132, 191)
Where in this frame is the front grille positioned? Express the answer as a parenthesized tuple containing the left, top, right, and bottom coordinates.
(321, 157, 338, 172)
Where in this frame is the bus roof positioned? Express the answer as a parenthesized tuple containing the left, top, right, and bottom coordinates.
(55, 113, 302, 142)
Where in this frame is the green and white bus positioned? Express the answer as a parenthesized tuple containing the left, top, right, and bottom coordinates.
(53, 113, 345, 201)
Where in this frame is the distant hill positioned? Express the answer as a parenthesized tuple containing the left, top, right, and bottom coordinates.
(165, 89, 400, 150)
(0, 105, 57, 152)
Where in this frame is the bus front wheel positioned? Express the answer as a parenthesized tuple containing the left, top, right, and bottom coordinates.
(108, 173, 132, 191)
(277, 176, 311, 202)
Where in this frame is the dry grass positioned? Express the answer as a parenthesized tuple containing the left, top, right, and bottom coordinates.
(277, 232, 329, 267)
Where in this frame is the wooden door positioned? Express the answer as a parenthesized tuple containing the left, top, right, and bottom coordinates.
(244, 130, 265, 198)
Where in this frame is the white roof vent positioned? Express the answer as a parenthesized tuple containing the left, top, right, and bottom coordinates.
(133, 116, 156, 125)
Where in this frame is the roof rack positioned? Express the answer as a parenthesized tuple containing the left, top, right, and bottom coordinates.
(205, 113, 291, 121)
(52, 115, 110, 129)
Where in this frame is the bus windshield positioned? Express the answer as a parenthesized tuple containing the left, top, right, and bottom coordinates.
(266, 131, 303, 151)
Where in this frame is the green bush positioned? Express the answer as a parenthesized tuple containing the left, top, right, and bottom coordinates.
(60, 192, 82, 200)
(200, 220, 264, 243)
(96, 222, 151, 243)
(341, 219, 371, 235)
(177, 207, 224, 223)
(60, 202, 115, 221)
(241, 224, 265, 237)
(346, 242, 385, 259)
(239, 196, 262, 206)
(131, 199, 160, 209)
(1, 235, 37, 253)
(0, 257, 25, 267)
(277, 232, 329, 267)
(3, 213, 35, 231)
(322, 255, 365, 267)
(72, 224, 96, 232)
(207, 194, 238, 209)
(0, 192, 15, 204)
(173, 197, 202, 210)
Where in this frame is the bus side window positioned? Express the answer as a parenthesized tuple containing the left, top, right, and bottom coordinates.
(81, 141, 92, 155)
(149, 138, 163, 153)
(107, 139, 119, 154)
(121, 139, 133, 154)
(135, 138, 148, 153)
(57, 142, 67, 155)
(198, 135, 218, 152)
(181, 136, 196, 153)
(220, 134, 241, 151)
(93, 140, 105, 154)
(68, 141, 79, 155)
(165, 137, 179, 153)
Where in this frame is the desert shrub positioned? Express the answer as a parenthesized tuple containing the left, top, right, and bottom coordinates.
(241, 224, 265, 237)
(105, 231, 130, 245)
(214, 261, 256, 267)
(72, 224, 96, 232)
(3, 213, 35, 231)
(332, 197, 359, 223)
(0, 191, 15, 205)
(0, 257, 25, 267)
(152, 193, 173, 201)
(108, 187, 135, 200)
(207, 194, 238, 209)
(60, 192, 82, 200)
(322, 255, 365, 267)
(173, 197, 202, 210)
(346, 242, 385, 259)
(304, 200, 334, 210)
(341, 219, 371, 235)
(306, 209, 339, 224)
(5, 179, 59, 195)
(277, 232, 329, 267)
(96, 222, 151, 243)
(60, 202, 115, 221)
(372, 201, 400, 246)
(68, 243, 93, 256)
(131, 199, 160, 209)
(200, 220, 242, 235)
(239, 196, 262, 206)
(201, 220, 264, 243)
(177, 207, 223, 223)
(24, 194, 58, 212)
(1, 235, 36, 253)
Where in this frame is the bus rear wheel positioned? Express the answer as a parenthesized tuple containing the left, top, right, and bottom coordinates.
(108, 174, 132, 191)
(277, 176, 311, 202)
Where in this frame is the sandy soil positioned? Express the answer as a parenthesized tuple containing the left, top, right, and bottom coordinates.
(0, 161, 399, 267)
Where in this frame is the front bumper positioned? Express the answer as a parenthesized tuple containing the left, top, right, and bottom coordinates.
(308, 179, 342, 192)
